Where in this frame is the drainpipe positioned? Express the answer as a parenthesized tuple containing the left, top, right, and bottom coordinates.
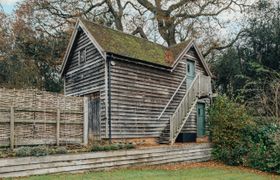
(107, 55, 112, 144)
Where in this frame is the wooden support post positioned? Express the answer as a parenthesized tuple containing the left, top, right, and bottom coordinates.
(10, 107, 15, 149)
(83, 97, 89, 146)
(198, 74, 201, 97)
(169, 117, 173, 144)
(56, 109, 60, 146)
(104, 53, 109, 138)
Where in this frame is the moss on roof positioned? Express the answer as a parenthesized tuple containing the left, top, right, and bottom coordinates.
(80, 19, 192, 67)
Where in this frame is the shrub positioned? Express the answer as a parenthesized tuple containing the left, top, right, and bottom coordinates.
(54, 147, 68, 154)
(15, 147, 31, 157)
(246, 123, 280, 173)
(209, 95, 280, 174)
(208, 95, 254, 165)
(110, 144, 120, 150)
(91, 144, 105, 152)
(30, 146, 49, 157)
(125, 143, 135, 149)
(91, 143, 135, 152)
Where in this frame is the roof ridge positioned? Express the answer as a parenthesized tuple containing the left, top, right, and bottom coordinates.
(79, 18, 168, 50)
(168, 39, 193, 49)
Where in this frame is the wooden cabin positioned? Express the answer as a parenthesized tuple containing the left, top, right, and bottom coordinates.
(60, 19, 213, 145)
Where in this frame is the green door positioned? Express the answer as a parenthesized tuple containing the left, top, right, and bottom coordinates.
(187, 60, 195, 87)
(197, 103, 206, 137)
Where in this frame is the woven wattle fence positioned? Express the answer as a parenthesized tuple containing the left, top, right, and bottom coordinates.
(0, 88, 84, 148)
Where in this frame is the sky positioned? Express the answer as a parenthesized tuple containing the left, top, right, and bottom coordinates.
(0, 0, 21, 14)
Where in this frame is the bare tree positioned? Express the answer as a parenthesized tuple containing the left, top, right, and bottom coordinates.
(135, 0, 249, 46)
(30, 0, 251, 56)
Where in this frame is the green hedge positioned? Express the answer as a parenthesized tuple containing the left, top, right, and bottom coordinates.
(208, 95, 280, 174)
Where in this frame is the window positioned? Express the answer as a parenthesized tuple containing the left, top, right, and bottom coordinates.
(187, 64, 190, 73)
(79, 48, 87, 65)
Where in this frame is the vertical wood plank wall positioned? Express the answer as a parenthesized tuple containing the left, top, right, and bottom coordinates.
(181, 98, 211, 134)
(64, 30, 107, 138)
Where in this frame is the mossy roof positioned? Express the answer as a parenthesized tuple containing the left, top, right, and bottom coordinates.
(80, 19, 192, 67)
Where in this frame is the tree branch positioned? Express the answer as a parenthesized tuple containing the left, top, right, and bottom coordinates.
(40, 0, 106, 19)
(203, 29, 247, 57)
(136, 0, 156, 13)
(131, 26, 147, 39)
(175, 0, 235, 19)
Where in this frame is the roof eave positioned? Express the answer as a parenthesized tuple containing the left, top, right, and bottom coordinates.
(192, 42, 213, 78)
(78, 19, 106, 59)
(60, 20, 80, 77)
(169, 40, 213, 78)
(106, 53, 172, 71)
(60, 19, 107, 77)
(169, 39, 194, 71)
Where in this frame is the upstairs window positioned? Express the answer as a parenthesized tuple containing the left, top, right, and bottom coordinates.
(79, 48, 87, 65)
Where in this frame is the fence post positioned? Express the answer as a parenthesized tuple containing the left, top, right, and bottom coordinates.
(56, 109, 60, 146)
(83, 97, 89, 146)
(10, 106, 15, 149)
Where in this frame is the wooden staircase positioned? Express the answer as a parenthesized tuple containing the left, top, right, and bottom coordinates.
(158, 74, 211, 144)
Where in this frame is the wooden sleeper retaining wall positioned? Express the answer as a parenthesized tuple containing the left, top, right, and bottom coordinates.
(0, 143, 212, 178)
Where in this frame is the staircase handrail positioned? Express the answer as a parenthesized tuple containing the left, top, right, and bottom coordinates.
(171, 74, 200, 117)
(157, 75, 187, 120)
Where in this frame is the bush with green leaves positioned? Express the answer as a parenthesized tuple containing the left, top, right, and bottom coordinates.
(246, 121, 280, 173)
(53, 146, 68, 155)
(14, 146, 69, 157)
(209, 95, 280, 174)
(208, 95, 254, 165)
(30, 146, 49, 157)
(91, 143, 135, 152)
(15, 147, 32, 157)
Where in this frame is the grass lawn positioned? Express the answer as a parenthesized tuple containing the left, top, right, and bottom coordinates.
(20, 162, 279, 180)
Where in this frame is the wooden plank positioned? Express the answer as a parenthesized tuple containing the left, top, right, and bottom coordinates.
(56, 109, 60, 146)
(104, 55, 109, 139)
(10, 106, 14, 149)
(0, 108, 83, 114)
(83, 97, 89, 145)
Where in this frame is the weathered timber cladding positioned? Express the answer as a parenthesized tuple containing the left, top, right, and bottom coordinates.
(64, 30, 107, 138)
(181, 98, 211, 134)
(110, 48, 209, 138)
(62, 27, 211, 140)
(185, 47, 207, 76)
